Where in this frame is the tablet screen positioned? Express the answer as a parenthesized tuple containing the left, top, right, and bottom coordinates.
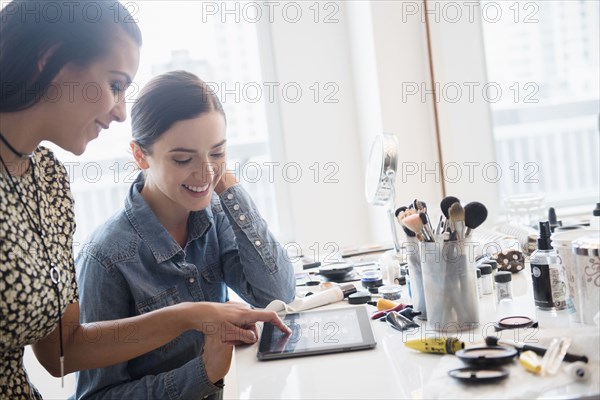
(257, 306, 376, 360)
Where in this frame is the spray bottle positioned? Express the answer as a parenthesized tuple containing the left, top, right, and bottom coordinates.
(530, 221, 567, 310)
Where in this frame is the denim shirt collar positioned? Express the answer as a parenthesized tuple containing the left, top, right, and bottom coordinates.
(125, 173, 214, 263)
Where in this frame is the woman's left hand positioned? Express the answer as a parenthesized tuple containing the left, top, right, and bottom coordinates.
(202, 335, 234, 383)
(214, 171, 238, 195)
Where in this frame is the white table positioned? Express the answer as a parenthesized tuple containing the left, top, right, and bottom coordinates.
(234, 272, 600, 399)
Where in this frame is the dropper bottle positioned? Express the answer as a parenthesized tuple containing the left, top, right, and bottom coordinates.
(529, 221, 567, 310)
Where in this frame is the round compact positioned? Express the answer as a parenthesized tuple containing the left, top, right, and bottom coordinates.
(494, 315, 538, 331)
(455, 346, 518, 367)
(448, 367, 509, 383)
(318, 263, 354, 280)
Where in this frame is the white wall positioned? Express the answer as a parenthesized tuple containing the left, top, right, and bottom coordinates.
(426, 0, 500, 223)
(264, 1, 445, 249)
(262, 2, 371, 250)
(262, 1, 450, 250)
(368, 0, 443, 217)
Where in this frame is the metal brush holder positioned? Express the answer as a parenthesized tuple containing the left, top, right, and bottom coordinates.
(365, 133, 401, 255)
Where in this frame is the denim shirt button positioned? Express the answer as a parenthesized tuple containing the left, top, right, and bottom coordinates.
(255, 240, 262, 246)
(188, 277, 195, 283)
(239, 215, 246, 221)
(227, 193, 234, 200)
(233, 204, 240, 211)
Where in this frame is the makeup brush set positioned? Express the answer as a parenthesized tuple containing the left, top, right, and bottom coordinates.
(394, 196, 489, 330)
(395, 197, 488, 243)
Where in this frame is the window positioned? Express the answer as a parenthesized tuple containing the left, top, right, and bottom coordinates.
(45, 1, 284, 254)
(480, 0, 600, 209)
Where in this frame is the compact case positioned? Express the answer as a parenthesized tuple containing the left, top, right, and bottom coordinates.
(449, 345, 518, 383)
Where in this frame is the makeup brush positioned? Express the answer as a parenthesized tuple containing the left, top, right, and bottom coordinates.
(464, 201, 488, 237)
(404, 208, 416, 217)
(440, 196, 460, 219)
(395, 206, 407, 217)
(419, 213, 435, 242)
(402, 213, 428, 241)
(395, 207, 416, 238)
(435, 215, 444, 234)
(414, 200, 434, 232)
(449, 202, 465, 240)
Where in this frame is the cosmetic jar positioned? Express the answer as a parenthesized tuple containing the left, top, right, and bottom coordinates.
(394, 275, 407, 286)
(480, 260, 498, 288)
(478, 264, 493, 295)
(494, 271, 513, 304)
(361, 270, 383, 290)
(572, 235, 600, 324)
(378, 285, 402, 301)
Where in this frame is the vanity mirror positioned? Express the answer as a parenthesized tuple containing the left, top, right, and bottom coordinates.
(365, 133, 401, 254)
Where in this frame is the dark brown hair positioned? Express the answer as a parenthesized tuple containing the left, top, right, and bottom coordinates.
(0, 0, 142, 111)
(131, 70, 226, 154)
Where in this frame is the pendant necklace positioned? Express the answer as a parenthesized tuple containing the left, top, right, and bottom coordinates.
(0, 132, 66, 386)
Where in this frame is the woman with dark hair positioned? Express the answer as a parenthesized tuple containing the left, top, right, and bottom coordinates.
(0, 2, 289, 398)
(73, 70, 295, 399)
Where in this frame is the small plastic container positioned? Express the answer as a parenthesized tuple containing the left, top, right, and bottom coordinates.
(394, 275, 406, 286)
(478, 264, 493, 295)
(494, 271, 513, 304)
(487, 260, 498, 287)
(361, 270, 383, 290)
(504, 193, 545, 227)
(378, 285, 402, 301)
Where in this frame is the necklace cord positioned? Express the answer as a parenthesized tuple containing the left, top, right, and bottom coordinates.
(0, 130, 32, 159)
(0, 150, 65, 380)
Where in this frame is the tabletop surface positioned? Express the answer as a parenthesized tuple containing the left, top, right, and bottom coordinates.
(234, 272, 600, 399)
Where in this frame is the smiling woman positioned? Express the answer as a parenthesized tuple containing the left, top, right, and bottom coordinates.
(73, 71, 295, 399)
(42, 38, 139, 155)
(131, 71, 229, 245)
(1, 2, 290, 399)
(0, 2, 141, 397)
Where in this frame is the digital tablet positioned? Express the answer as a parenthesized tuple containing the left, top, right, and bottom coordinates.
(257, 306, 377, 361)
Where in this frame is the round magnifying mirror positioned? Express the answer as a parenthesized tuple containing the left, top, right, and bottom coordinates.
(364, 134, 401, 254)
(365, 134, 399, 206)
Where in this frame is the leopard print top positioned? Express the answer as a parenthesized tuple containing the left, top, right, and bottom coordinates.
(1, 147, 78, 399)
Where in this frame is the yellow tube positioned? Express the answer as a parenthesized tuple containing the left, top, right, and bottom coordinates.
(376, 299, 399, 311)
(404, 337, 464, 355)
(519, 350, 542, 374)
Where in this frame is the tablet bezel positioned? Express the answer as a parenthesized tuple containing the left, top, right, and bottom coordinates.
(257, 306, 377, 361)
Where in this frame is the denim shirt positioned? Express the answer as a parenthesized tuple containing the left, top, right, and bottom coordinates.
(74, 174, 295, 399)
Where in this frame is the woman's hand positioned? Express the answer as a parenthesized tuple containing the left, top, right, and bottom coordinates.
(202, 335, 233, 383)
(188, 301, 290, 344)
(214, 171, 238, 195)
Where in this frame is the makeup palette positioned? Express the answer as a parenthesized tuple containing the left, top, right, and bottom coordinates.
(318, 263, 354, 280)
(448, 367, 509, 383)
(493, 315, 538, 331)
(455, 346, 518, 367)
